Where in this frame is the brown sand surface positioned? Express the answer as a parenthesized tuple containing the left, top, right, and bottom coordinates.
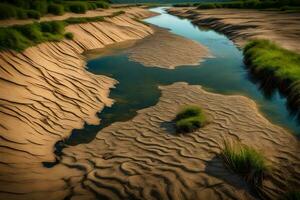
(59, 82, 300, 200)
(127, 27, 211, 69)
(0, 9, 154, 200)
(168, 7, 300, 52)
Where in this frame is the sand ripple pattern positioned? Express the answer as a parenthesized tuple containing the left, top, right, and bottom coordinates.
(61, 83, 300, 200)
(168, 8, 300, 52)
(0, 9, 154, 200)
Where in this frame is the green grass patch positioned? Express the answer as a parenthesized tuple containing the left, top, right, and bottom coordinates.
(0, 0, 110, 20)
(175, 105, 207, 133)
(197, 0, 300, 10)
(244, 39, 300, 111)
(0, 9, 127, 51)
(221, 141, 269, 186)
(64, 32, 74, 40)
(281, 190, 300, 200)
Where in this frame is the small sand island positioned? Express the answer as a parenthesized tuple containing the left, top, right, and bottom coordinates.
(0, 0, 299, 200)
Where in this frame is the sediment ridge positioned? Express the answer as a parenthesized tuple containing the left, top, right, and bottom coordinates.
(0, 8, 154, 200)
(167, 7, 300, 52)
(60, 82, 300, 200)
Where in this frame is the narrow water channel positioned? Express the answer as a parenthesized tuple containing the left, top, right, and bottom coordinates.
(65, 7, 299, 149)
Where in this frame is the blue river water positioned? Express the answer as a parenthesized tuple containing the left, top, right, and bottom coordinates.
(66, 7, 299, 146)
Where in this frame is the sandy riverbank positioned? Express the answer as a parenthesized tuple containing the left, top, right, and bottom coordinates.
(127, 27, 211, 69)
(60, 82, 300, 200)
(0, 8, 155, 200)
(168, 7, 300, 52)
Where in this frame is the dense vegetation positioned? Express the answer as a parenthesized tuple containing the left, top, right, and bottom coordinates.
(0, 0, 110, 20)
(197, 0, 300, 10)
(174, 105, 206, 133)
(281, 191, 300, 200)
(0, 10, 125, 51)
(221, 141, 269, 188)
(244, 40, 300, 113)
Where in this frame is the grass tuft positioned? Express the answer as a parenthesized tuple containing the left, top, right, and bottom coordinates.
(281, 190, 300, 200)
(244, 39, 300, 113)
(221, 141, 269, 187)
(175, 105, 206, 133)
(64, 32, 74, 40)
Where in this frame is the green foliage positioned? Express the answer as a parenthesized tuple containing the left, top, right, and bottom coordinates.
(48, 4, 65, 16)
(65, 16, 105, 24)
(221, 141, 269, 186)
(197, 0, 300, 10)
(281, 191, 300, 200)
(175, 105, 206, 133)
(64, 32, 74, 40)
(244, 40, 300, 116)
(15, 23, 43, 42)
(16, 9, 28, 19)
(95, 1, 110, 9)
(0, 0, 111, 19)
(0, 7, 125, 51)
(27, 10, 40, 19)
(244, 39, 300, 84)
(40, 21, 65, 34)
(0, 3, 17, 19)
(0, 28, 31, 51)
(64, 1, 88, 14)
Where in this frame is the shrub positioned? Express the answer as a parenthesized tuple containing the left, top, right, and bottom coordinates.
(16, 8, 28, 19)
(30, 0, 48, 15)
(27, 10, 40, 19)
(0, 28, 31, 51)
(15, 23, 43, 42)
(175, 105, 206, 133)
(221, 141, 269, 186)
(64, 32, 74, 40)
(88, 2, 97, 10)
(40, 21, 65, 34)
(0, 3, 17, 19)
(198, 3, 216, 9)
(65, 16, 104, 24)
(65, 2, 88, 14)
(95, 1, 110, 9)
(48, 4, 65, 15)
(281, 191, 300, 200)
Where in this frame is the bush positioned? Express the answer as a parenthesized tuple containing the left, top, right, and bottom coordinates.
(16, 8, 28, 19)
(221, 141, 269, 186)
(0, 28, 31, 51)
(64, 32, 74, 40)
(65, 2, 88, 14)
(40, 21, 65, 34)
(281, 191, 300, 200)
(27, 10, 40, 19)
(88, 2, 97, 10)
(48, 4, 65, 15)
(0, 3, 17, 19)
(198, 3, 216, 9)
(175, 105, 206, 133)
(65, 16, 104, 24)
(95, 1, 110, 9)
(15, 23, 43, 42)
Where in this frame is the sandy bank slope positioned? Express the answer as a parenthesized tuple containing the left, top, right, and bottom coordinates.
(0, 9, 154, 199)
(168, 7, 300, 52)
(61, 82, 300, 200)
(127, 27, 211, 69)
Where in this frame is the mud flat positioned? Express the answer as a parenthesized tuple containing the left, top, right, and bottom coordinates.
(127, 27, 211, 69)
(168, 7, 300, 51)
(60, 82, 300, 200)
(0, 8, 155, 199)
